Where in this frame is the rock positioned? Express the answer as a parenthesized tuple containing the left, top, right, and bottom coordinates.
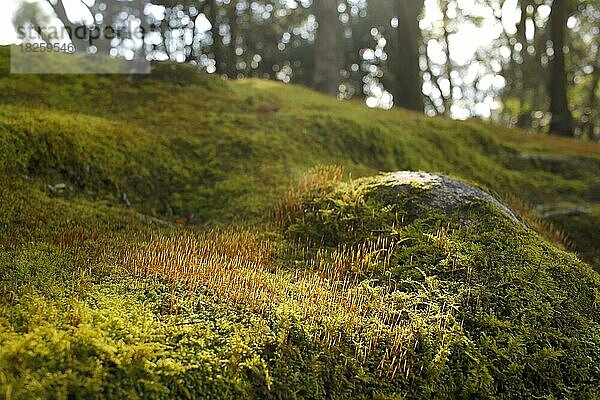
(375, 171, 519, 223)
(285, 170, 522, 247)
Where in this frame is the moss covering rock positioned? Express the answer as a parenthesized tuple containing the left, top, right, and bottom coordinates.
(283, 171, 600, 398)
(366, 171, 518, 221)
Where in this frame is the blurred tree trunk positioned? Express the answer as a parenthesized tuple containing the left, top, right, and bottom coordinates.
(582, 65, 599, 139)
(208, 0, 226, 75)
(160, 9, 171, 60)
(548, 0, 574, 136)
(226, 4, 239, 77)
(49, 0, 87, 52)
(514, 0, 531, 128)
(389, 0, 424, 112)
(440, 1, 453, 115)
(312, 0, 342, 96)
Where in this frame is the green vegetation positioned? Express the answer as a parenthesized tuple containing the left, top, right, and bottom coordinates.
(281, 171, 600, 397)
(1, 47, 599, 398)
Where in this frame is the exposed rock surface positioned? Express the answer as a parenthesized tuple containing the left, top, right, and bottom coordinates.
(375, 171, 519, 222)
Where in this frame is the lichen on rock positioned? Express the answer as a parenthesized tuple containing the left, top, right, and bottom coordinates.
(375, 171, 519, 223)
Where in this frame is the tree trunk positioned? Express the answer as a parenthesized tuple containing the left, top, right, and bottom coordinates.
(440, 1, 453, 115)
(160, 10, 170, 60)
(582, 65, 599, 139)
(226, 4, 239, 77)
(312, 0, 342, 96)
(50, 0, 87, 52)
(208, 0, 226, 75)
(390, 0, 424, 112)
(513, 0, 530, 128)
(548, 0, 574, 136)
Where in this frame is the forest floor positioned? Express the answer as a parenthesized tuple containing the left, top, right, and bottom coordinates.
(1, 47, 599, 399)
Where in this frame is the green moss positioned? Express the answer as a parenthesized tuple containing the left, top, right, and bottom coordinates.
(1, 46, 599, 260)
(548, 204, 600, 268)
(281, 174, 600, 398)
(1, 45, 600, 398)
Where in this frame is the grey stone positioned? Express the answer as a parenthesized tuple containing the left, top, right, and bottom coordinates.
(376, 171, 519, 223)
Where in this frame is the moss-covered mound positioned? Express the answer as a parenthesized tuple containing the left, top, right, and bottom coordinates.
(0, 46, 599, 266)
(1, 46, 600, 398)
(283, 171, 600, 398)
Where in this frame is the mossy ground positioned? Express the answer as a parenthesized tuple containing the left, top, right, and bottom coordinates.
(1, 47, 599, 398)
